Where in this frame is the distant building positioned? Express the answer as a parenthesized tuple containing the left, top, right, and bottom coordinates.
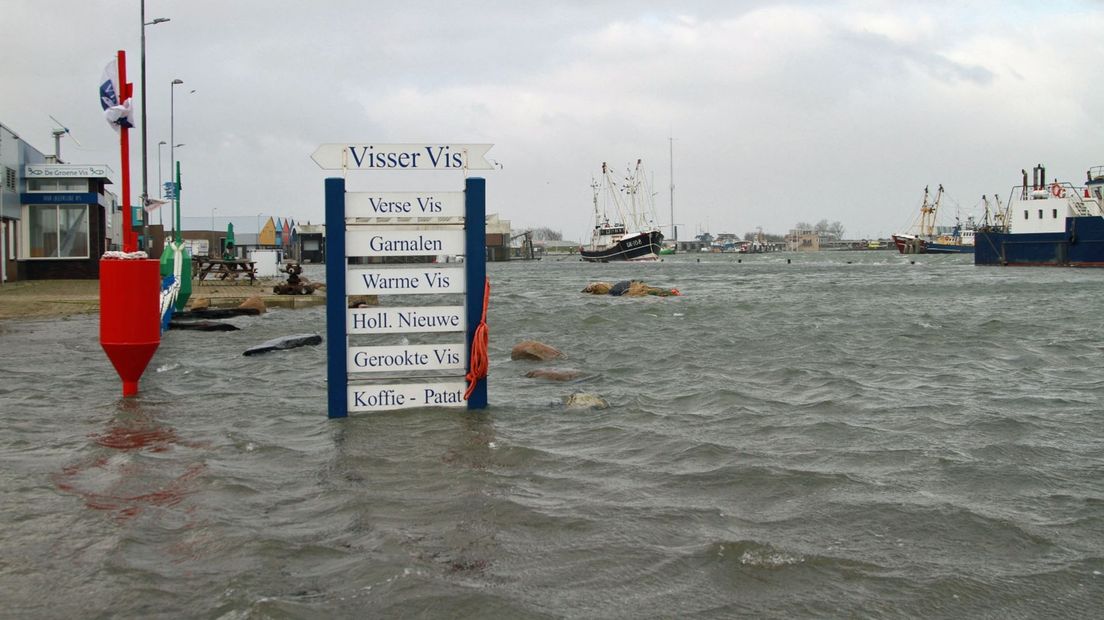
(486, 213, 511, 261)
(787, 227, 820, 252)
(297, 223, 325, 263)
(1, 121, 120, 282)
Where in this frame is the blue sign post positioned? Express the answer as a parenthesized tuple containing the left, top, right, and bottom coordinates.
(324, 175, 488, 418)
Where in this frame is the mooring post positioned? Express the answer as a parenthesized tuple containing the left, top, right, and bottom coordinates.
(325, 177, 348, 418)
(464, 177, 488, 409)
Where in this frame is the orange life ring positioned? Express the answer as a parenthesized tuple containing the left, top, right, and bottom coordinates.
(1050, 183, 1065, 198)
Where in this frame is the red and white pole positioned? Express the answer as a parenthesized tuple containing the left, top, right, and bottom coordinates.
(100, 49, 161, 397)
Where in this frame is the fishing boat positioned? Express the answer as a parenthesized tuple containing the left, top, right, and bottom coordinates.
(580, 160, 664, 262)
(892, 184, 976, 254)
(975, 163, 1104, 267)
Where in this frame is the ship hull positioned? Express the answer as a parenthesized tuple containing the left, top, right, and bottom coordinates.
(924, 242, 974, 254)
(581, 230, 664, 262)
(975, 216, 1104, 267)
(893, 234, 973, 254)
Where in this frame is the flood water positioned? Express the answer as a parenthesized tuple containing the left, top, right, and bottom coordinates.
(1, 251, 1102, 618)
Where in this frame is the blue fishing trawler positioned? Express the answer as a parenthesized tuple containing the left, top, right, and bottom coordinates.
(975, 164, 1104, 267)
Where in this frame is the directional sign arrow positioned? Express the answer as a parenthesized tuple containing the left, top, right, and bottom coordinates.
(310, 143, 494, 171)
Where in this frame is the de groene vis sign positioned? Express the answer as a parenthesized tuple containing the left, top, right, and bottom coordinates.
(322, 143, 491, 418)
(311, 143, 495, 171)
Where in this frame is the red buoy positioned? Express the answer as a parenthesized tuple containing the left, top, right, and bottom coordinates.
(100, 258, 161, 396)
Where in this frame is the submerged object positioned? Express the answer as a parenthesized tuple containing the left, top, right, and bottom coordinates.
(511, 340, 565, 361)
(584, 280, 680, 297)
(243, 333, 322, 356)
(169, 320, 240, 332)
(562, 392, 609, 409)
(179, 307, 261, 319)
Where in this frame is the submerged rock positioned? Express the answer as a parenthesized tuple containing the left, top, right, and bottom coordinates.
(169, 320, 239, 332)
(177, 307, 261, 319)
(581, 281, 612, 295)
(511, 340, 565, 361)
(239, 295, 267, 313)
(243, 333, 322, 356)
(562, 392, 609, 410)
(525, 368, 585, 381)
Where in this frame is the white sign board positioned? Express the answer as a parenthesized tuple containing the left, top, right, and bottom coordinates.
(348, 306, 466, 334)
(347, 267, 465, 295)
(346, 191, 466, 219)
(348, 381, 467, 412)
(25, 164, 112, 178)
(311, 143, 494, 171)
(175, 238, 209, 256)
(348, 343, 466, 373)
(346, 229, 465, 257)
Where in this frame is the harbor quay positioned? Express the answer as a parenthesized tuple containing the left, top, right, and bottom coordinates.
(0, 277, 323, 322)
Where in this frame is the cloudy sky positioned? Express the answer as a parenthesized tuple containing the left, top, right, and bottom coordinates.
(3, 0, 1102, 240)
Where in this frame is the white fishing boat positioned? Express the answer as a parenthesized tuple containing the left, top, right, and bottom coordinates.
(892, 184, 976, 254)
(580, 159, 664, 262)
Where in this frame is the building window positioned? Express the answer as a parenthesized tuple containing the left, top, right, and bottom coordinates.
(1024, 210, 1029, 220)
(3, 167, 14, 190)
(1038, 209, 1043, 219)
(27, 204, 88, 258)
(27, 178, 88, 192)
(1053, 209, 1058, 219)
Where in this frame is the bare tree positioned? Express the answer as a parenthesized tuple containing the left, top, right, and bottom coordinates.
(528, 227, 563, 241)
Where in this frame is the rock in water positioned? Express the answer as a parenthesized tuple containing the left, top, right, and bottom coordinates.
(562, 392, 609, 409)
(581, 282, 612, 295)
(511, 340, 565, 360)
(243, 333, 322, 356)
(239, 295, 267, 314)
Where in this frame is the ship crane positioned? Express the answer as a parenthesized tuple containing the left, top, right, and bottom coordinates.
(511, 230, 536, 260)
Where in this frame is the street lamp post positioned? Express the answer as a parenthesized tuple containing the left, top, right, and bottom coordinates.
(140, 1, 169, 251)
(170, 78, 183, 239)
(157, 140, 166, 225)
(157, 140, 166, 199)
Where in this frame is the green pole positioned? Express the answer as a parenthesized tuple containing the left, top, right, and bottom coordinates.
(171, 160, 191, 311)
(174, 161, 182, 243)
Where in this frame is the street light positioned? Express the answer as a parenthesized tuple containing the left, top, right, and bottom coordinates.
(157, 140, 167, 198)
(156, 140, 167, 227)
(140, 1, 170, 250)
(212, 207, 217, 231)
(170, 78, 183, 240)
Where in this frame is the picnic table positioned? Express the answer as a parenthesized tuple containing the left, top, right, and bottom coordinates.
(193, 259, 257, 283)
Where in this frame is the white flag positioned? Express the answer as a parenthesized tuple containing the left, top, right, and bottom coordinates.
(144, 198, 168, 214)
(99, 59, 133, 131)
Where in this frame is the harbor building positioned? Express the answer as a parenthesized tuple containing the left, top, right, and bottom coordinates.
(1, 121, 120, 282)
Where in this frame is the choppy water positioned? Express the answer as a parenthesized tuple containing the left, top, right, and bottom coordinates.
(1, 251, 1102, 618)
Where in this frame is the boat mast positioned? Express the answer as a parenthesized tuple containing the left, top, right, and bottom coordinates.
(591, 176, 601, 227)
(669, 136, 675, 243)
(603, 162, 629, 227)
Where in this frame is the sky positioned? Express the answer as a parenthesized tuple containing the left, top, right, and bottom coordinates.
(3, 0, 1103, 241)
